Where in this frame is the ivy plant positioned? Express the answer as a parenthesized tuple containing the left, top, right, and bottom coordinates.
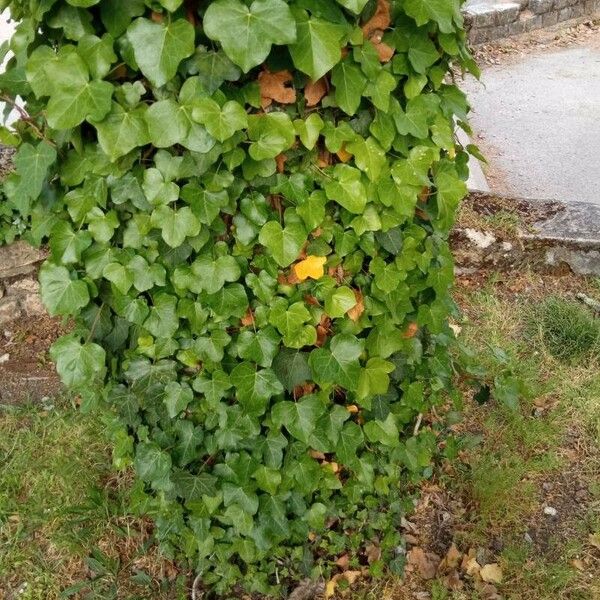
(0, 0, 476, 594)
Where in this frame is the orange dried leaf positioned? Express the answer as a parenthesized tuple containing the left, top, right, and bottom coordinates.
(341, 570, 362, 585)
(305, 77, 328, 107)
(362, 0, 391, 38)
(347, 290, 364, 322)
(375, 41, 394, 62)
(318, 149, 332, 168)
(336, 554, 350, 569)
(240, 308, 255, 327)
(258, 69, 296, 108)
(293, 255, 327, 281)
(403, 322, 419, 338)
(336, 144, 353, 163)
(275, 153, 287, 173)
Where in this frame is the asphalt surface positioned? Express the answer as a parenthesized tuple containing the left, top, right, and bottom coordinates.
(464, 41, 600, 205)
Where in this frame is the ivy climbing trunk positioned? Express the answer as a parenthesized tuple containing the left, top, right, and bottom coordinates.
(0, 0, 476, 595)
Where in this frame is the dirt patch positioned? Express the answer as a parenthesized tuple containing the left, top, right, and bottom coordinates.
(473, 18, 600, 67)
(0, 314, 64, 404)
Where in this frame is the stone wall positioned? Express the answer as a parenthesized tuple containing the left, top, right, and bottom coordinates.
(0, 241, 46, 326)
(464, 0, 600, 44)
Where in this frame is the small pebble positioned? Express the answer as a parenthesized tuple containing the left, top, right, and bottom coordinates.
(0, 353, 9, 364)
(524, 532, 533, 544)
(544, 506, 558, 517)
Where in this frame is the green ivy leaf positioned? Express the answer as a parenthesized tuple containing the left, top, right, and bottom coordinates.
(47, 80, 113, 129)
(335, 421, 364, 464)
(77, 33, 117, 79)
(259, 220, 306, 267)
(150, 205, 200, 247)
(191, 255, 241, 294)
(203, 0, 297, 73)
(164, 381, 194, 418)
(134, 442, 172, 491)
(335, 0, 369, 14)
(13, 142, 57, 200)
(49, 333, 106, 388)
(145, 99, 189, 147)
(331, 59, 366, 116)
(324, 286, 357, 318)
(40, 263, 90, 315)
(363, 414, 400, 447)
(269, 299, 316, 348)
(404, 0, 461, 34)
(272, 349, 312, 392)
(187, 48, 241, 94)
(346, 136, 386, 182)
(92, 103, 149, 161)
(324, 164, 367, 214)
(357, 357, 395, 400)
(309, 334, 363, 391)
(271, 395, 326, 444)
(231, 362, 284, 415)
(408, 32, 440, 74)
(247, 113, 296, 161)
(127, 18, 195, 88)
(289, 8, 344, 81)
(192, 98, 247, 142)
(294, 113, 324, 150)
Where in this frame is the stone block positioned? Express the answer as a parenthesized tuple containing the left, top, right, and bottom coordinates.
(495, 2, 521, 24)
(0, 241, 46, 279)
(570, 3, 585, 17)
(542, 9, 559, 24)
(529, 0, 555, 13)
(0, 296, 23, 326)
(520, 12, 544, 30)
(558, 5, 574, 19)
(464, 4, 498, 28)
(509, 19, 525, 34)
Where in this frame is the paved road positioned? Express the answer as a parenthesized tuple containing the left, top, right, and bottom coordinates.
(464, 40, 600, 205)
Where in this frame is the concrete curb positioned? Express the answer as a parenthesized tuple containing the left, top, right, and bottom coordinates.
(463, 0, 600, 43)
(453, 193, 600, 275)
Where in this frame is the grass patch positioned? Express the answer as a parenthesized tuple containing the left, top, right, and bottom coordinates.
(0, 397, 186, 599)
(528, 296, 600, 363)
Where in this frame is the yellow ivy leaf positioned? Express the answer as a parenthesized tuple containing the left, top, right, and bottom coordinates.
(293, 255, 326, 281)
(325, 579, 337, 599)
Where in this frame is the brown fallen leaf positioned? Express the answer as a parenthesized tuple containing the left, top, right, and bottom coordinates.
(346, 404, 359, 414)
(571, 558, 585, 571)
(365, 542, 382, 564)
(361, 0, 394, 62)
(258, 69, 296, 108)
(408, 547, 440, 580)
(305, 77, 328, 107)
(240, 308, 255, 327)
(318, 148, 332, 168)
(361, 0, 390, 38)
(347, 290, 365, 322)
(589, 533, 600, 549)
(479, 563, 502, 584)
(275, 153, 287, 173)
(402, 322, 419, 338)
(464, 557, 481, 578)
(342, 570, 362, 585)
(335, 554, 350, 569)
(439, 543, 463, 571)
(336, 144, 353, 163)
(309, 449, 326, 460)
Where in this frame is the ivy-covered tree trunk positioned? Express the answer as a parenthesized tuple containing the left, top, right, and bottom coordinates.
(0, 0, 476, 594)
